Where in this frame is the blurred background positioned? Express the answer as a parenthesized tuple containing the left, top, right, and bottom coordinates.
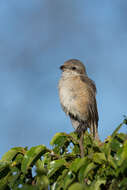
(0, 0, 127, 157)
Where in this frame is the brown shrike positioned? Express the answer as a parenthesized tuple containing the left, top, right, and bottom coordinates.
(58, 59, 99, 157)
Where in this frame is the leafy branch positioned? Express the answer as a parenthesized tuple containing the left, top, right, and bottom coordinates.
(0, 118, 127, 190)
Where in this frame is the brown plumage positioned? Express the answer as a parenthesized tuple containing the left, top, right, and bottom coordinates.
(58, 59, 99, 157)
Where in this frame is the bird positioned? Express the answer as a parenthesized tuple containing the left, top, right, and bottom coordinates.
(58, 59, 99, 157)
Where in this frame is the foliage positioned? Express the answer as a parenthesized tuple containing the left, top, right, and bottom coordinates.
(0, 118, 127, 190)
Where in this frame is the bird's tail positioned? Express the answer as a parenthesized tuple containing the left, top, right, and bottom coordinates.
(90, 122, 99, 140)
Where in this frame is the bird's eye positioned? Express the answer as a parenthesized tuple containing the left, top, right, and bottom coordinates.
(72, 66, 76, 70)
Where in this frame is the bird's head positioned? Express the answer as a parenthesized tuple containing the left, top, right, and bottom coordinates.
(60, 59, 87, 75)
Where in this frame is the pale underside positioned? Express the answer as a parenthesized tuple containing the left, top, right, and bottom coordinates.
(58, 73, 99, 139)
(59, 76, 93, 117)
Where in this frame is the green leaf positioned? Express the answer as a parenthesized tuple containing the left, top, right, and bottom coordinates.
(8, 167, 21, 189)
(0, 161, 10, 179)
(36, 159, 47, 176)
(1, 147, 25, 162)
(110, 137, 124, 154)
(68, 183, 85, 190)
(50, 133, 71, 154)
(21, 145, 47, 174)
(14, 153, 24, 165)
(78, 162, 97, 182)
(69, 132, 79, 144)
(93, 153, 106, 164)
(108, 155, 117, 169)
(51, 169, 69, 190)
(36, 175, 49, 190)
(121, 140, 127, 160)
(103, 121, 126, 159)
(70, 157, 88, 173)
(0, 172, 11, 190)
(50, 171, 74, 190)
(0, 161, 10, 173)
(50, 133, 69, 146)
(118, 177, 127, 189)
(117, 133, 127, 142)
(48, 159, 66, 178)
(64, 171, 75, 189)
(113, 138, 126, 167)
(118, 159, 127, 176)
(89, 178, 106, 190)
(111, 121, 124, 139)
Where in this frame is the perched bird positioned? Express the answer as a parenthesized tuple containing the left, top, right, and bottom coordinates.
(58, 59, 99, 157)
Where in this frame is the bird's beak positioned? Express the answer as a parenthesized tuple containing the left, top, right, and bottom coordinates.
(60, 65, 65, 70)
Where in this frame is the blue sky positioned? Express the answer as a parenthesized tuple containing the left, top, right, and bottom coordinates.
(0, 0, 127, 157)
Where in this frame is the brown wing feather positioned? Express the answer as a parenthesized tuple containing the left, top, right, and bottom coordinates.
(80, 76, 97, 93)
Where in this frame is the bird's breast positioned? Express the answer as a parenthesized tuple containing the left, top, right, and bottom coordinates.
(58, 76, 89, 117)
(59, 81, 76, 114)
